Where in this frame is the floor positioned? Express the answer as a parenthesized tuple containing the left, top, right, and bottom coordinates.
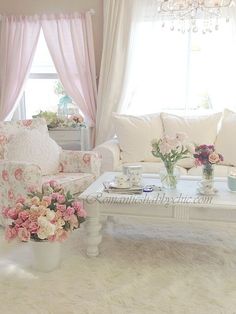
(0, 218, 236, 314)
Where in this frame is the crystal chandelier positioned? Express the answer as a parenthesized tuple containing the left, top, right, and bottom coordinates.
(156, 0, 234, 33)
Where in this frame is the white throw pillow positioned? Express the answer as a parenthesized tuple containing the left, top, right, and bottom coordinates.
(161, 112, 221, 145)
(161, 112, 222, 168)
(113, 113, 163, 162)
(5, 129, 62, 175)
(215, 109, 236, 166)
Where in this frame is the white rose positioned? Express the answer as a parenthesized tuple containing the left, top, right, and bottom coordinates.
(37, 228, 48, 240)
(46, 210, 55, 221)
(38, 216, 49, 227)
(37, 223, 56, 239)
(44, 222, 56, 237)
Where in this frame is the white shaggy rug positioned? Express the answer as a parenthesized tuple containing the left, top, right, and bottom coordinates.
(0, 218, 236, 314)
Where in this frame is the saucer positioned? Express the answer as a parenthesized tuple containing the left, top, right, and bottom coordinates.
(197, 187, 218, 195)
(109, 182, 130, 189)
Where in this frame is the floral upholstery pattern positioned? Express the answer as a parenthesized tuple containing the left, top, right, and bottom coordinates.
(59, 150, 101, 178)
(0, 161, 42, 226)
(42, 173, 96, 195)
(0, 118, 101, 226)
(0, 118, 48, 159)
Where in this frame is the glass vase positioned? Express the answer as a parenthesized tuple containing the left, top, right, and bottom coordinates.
(159, 162, 180, 190)
(198, 164, 215, 194)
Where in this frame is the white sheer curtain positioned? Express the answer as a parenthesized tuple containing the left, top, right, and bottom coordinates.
(96, 1, 236, 145)
(95, 0, 145, 145)
(41, 12, 97, 127)
(0, 16, 41, 120)
(121, 6, 236, 115)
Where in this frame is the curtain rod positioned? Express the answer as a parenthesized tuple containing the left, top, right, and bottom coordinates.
(0, 9, 95, 20)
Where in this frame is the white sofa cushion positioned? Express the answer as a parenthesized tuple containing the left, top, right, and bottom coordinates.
(113, 113, 163, 163)
(161, 112, 222, 168)
(215, 109, 236, 166)
(161, 112, 221, 145)
(5, 129, 62, 175)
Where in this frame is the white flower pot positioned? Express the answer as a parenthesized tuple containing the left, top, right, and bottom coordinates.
(30, 240, 61, 272)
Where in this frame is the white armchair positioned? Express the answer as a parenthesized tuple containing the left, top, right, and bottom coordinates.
(0, 118, 101, 226)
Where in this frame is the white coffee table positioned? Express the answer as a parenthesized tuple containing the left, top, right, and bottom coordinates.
(79, 172, 236, 257)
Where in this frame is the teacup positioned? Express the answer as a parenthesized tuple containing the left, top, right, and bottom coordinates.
(114, 174, 129, 188)
(125, 166, 142, 186)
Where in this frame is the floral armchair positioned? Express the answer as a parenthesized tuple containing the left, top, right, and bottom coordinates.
(0, 118, 101, 226)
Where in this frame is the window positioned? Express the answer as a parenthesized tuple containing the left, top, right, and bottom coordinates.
(14, 31, 79, 120)
(124, 19, 236, 115)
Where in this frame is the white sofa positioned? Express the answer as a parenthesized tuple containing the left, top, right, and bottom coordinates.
(94, 110, 236, 176)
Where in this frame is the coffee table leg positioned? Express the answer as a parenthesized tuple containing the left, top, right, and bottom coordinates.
(86, 205, 102, 257)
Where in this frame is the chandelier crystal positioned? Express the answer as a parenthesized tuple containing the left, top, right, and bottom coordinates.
(155, 0, 234, 33)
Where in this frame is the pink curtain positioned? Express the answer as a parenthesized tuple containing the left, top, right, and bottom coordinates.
(41, 12, 97, 127)
(0, 16, 41, 120)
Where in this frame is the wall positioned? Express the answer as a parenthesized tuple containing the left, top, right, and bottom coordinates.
(0, 0, 103, 75)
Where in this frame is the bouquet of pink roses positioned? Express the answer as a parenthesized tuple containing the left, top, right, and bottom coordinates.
(2, 180, 86, 242)
(193, 144, 223, 166)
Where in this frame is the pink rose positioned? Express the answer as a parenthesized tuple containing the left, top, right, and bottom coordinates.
(18, 227, 30, 242)
(2, 170, 9, 181)
(51, 193, 59, 200)
(22, 119, 32, 127)
(14, 218, 24, 228)
(42, 196, 52, 206)
(72, 201, 82, 210)
(63, 206, 75, 221)
(57, 194, 65, 204)
(7, 208, 18, 220)
(14, 168, 23, 181)
(208, 152, 220, 164)
(5, 227, 17, 241)
(18, 211, 29, 221)
(16, 196, 26, 204)
(49, 180, 58, 188)
(159, 142, 172, 154)
(56, 204, 66, 212)
(77, 208, 87, 218)
(69, 214, 79, 230)
(28, 222, 38, 233)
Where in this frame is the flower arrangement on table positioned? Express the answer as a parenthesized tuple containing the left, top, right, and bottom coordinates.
(2, 180, 86, 242)
(33, 111, 86, 129)
(193, 144, 223, 180)
(151, 132, 193, 189)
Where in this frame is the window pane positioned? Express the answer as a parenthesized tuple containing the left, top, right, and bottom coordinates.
(24, 79, 60, 118)
(125, 21, 189, 115)
(31, 31, 56, 74)
(125, 19, 236, 116)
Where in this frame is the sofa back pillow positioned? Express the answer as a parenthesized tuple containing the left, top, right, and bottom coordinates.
(5, 129, 62, 175)
(161, 112, 222, 168)
(215, 109, 236, 166)
(113, 113, 163, 163)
